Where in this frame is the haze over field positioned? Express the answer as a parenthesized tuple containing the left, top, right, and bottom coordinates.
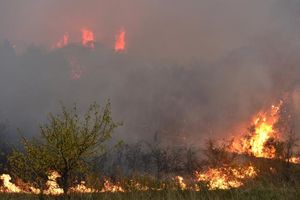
(1, 0, 300, 144)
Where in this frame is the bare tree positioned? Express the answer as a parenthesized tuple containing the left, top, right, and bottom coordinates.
(203, 139, 236, 167)
(274, 98, 299, 182)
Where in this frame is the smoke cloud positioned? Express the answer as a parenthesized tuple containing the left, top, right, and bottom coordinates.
(1, 0, 300, 145)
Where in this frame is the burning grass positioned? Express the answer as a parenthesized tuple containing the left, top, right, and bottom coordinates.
(0, 184, 300, 200)
(0, 98, 299, 199)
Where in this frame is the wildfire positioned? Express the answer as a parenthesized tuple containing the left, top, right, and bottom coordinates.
(70, 181, 95, 193)
(0, 171, 124, 195)
(81, 28, 95, 49)
(290, 157, 300, 164)
(0, 100, 299, 194)
(53, 33, 69, 49)
(101, 179, 124, 193)
(114, 29, 126, 52)
(195, 165, 257, 190)
(50, 28, 129, 52)
(44, 171, 64, 195)
(0, 174, 21, 193)
(231, 102, 282, 159)
(174, 176, 187, 190)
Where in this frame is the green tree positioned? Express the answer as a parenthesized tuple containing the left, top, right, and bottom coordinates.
(9, 101, 119, 198)
(9, 138, 51, 199)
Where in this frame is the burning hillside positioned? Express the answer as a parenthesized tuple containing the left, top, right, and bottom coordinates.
(230, 101, 283, 159)
(115, 29, 126, 52)
(81, 28, 95, 49)
(50, 27, 127, 52)
(1, 1, 300, 199)
(0, 97, 299, 195)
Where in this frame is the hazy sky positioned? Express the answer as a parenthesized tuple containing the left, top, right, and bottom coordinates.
(1, 0, 300, 145)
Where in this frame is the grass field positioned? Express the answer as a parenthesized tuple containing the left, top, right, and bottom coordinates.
(1, 186, 299, 200)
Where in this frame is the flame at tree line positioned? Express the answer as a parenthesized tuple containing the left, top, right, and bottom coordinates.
(115, 29, 126, 52)
(52, 28, 127, 52)
(230, 101, 283, 158)
(52, 32, 69, 49)
(0, 100, 299, 194)
(195, 165, 257, 190)
(81, 28, 95, 49)
(51, 28, 127, 81)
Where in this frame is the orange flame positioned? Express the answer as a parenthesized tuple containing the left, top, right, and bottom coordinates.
(174, 176, 187, 190)
(0, 171, 95, 195)
(0, 174, 22, 193)
(114, 29, 126, 52)
(101, 179, 124, 193)
(231, 102, 282, 158)
(43, 171, 64, 195)
(53, 33, 69, 49)
(1, 101, 299, 194)
(195, 165, 257, 190)
(70, 181, 95, 193)
(81, 28, 95, 48)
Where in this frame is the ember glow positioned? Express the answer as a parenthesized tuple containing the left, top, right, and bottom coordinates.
(174, 176, 187, 190)
(0, 174, 21, 193)
(195, 165, 257, 190)
(194, 102, 281, 190)
(43, 171, 64, 195)
(70, 181, 95, 193)
(81, 28, 95, 48)
(0, 101, 299, 194)
(101, 179, 125, 193)
(114, 29, 126, 52)
(53, 33, 69, 49)
(0, 171, 117, 195)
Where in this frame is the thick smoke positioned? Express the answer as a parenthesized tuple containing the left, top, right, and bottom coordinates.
(0, 0, 300, 145)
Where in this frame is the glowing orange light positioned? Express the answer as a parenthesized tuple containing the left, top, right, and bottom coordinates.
(52, 33, 69, 49)
(114, 29, 126, 52)
(81, 28, 95, 48)
(231, 102, 282, 159)
(195, 165, 257, 190)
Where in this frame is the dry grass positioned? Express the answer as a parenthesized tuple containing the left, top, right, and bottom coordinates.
(0, 185, 299, 200)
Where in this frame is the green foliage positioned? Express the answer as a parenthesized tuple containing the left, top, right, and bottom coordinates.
(8, 101, 119, 195)
(9, 138, 51, 192)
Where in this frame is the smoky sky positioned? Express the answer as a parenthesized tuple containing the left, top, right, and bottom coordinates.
(1, 0, 300, 145)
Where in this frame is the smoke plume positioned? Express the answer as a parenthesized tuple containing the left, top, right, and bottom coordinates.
(1, 0, 300, 145)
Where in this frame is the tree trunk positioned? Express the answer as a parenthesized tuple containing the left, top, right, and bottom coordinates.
(38, 183, 45, 200)
(38, 192, 44, 200)
(62, 172, 70, 200)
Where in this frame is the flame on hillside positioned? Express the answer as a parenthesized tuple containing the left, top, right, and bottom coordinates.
(196, 99, 299, 190)
(52, 33, 69, 49)
(101, 179, 125, 193)
(0, 174, 21, 193)
(0, 100, 299, 194)
(174, 176, 187, 190)
(195, 165, 257, 190)
(50, 28, 130, 52)
(195, 102, 279, 190)
(114, 29, 126, 52)
(230, 102, 282, 158)
(81, 28, 95, 49)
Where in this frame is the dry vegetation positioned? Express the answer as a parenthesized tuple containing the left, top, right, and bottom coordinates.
(0, 98, 300, 199)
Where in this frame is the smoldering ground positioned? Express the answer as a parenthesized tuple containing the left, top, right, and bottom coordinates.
(0, 0, 300, 145)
